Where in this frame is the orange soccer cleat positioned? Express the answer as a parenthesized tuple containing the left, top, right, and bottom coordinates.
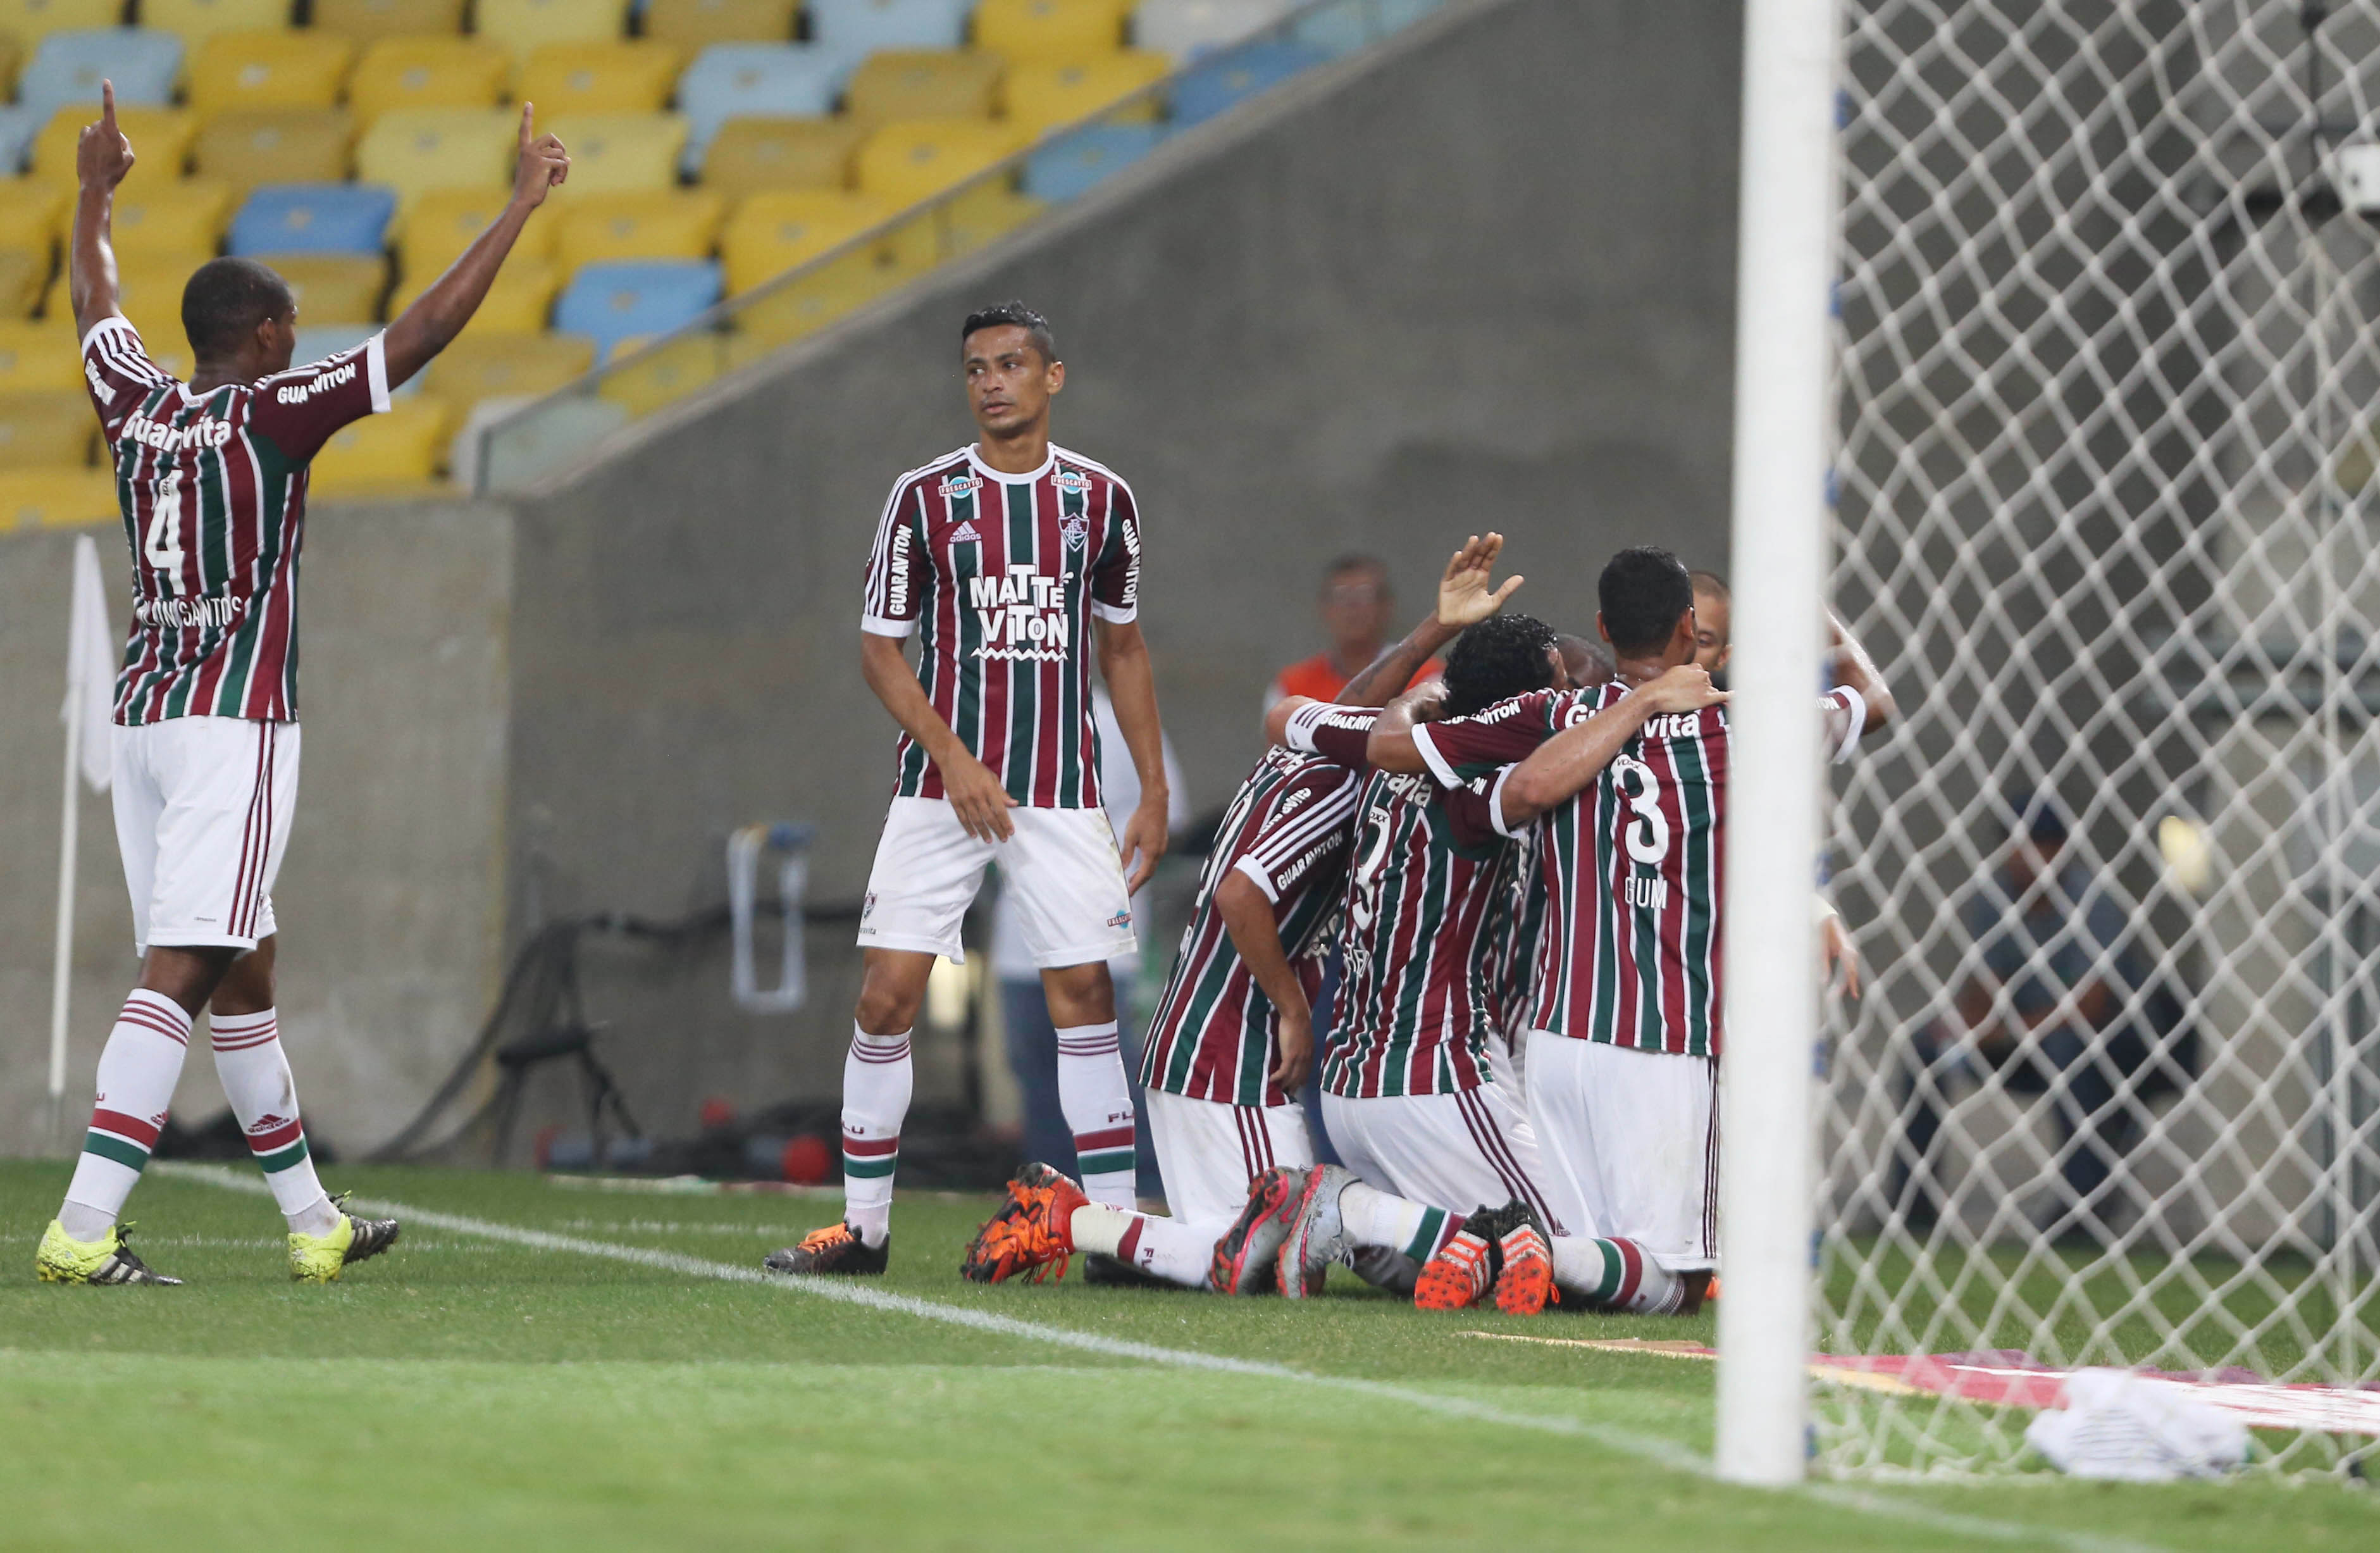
(1491, 1204, 1558, 1317)
(1413, 1206, 1501, 1312)
(960, 1162, 1088, 1284)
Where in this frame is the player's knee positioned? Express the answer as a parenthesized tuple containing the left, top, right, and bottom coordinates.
(1039, 961, 1114, 1024)
(854, 979, 924, 1036)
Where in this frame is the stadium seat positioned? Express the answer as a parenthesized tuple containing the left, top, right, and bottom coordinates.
(15, 28, 182, 120)
(0, 246, 44, 315)
(845, 49, 1003, 122)
(347, 37, 510, 128)
(974, 0, 1128, 65)
(552, 257, 719, 361)
(71, 178, 230, 263)
(30, 105, 194, 189)
(643, 0, 795, 50)
(516, 40, 683, 118)
(1292, 0, 1438, 54)
(719, 187, 888, 293)
(0, 0, 124, 53)
(941, 185, 1040, 256)
(227, 182, 394, 256)
(675, 43, 852, 172)
(308, 396, 452, 492)
(728, 240, 900, 356)
(0, 178, 66, 253)
(44, 251, 199, 339)
(1020, 118, 1157, 200)
(700, 115, 867, 194)
(416, 327, 591, 411)
(1169, 38, 1323, 126)
(1000, 51, 1167, 136)
(309, 0, 468, 42)
(544, 113, 686, 194)
(388, 256, 557, 334)
(139, 0, 291, 48)
(552, 187, 724, 281)
(256, 252, 387, 323)
(190, 109, 356, 196)
(0, 387, 95, 468)
(805, 0, 968, 55)
(0, 319, 83, 390)
(853, 117, 1022, 206)
(596, 326, 717, 415)
(473, 0, 632, 60)
(187, 30, 354, 115)
(356, 107, 518, 211)
(0, 104, 44, 175)
(396, 186, 557, 282)
(0, 465, 119, 527)
(1130, 0, 1292, 61)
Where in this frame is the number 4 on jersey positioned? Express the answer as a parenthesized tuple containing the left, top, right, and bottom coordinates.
(144, 470, 184, 589)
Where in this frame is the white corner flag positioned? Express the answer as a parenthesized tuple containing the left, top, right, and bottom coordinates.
(49, 533, 115, 1140)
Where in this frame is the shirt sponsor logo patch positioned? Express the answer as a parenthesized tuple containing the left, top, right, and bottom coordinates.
(1053, 470, 1093, 493)
(967, 564, 1074, 661)
(1107, 909, 1133, 930)
(122, 410, 232, 452)
(939, 475, 981, 500)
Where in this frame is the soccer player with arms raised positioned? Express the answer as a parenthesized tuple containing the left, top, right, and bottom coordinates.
(767, 303, 1170, 1276)
(37, 85, 570, 1285)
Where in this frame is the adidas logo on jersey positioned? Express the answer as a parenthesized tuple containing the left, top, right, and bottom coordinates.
(948, 520, 981, 542)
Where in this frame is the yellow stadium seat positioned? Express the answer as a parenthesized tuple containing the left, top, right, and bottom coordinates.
(63, 178, 232, 264)
(844, 50, 1003, 123)
(187, 30, 354, 115)
(643, 0, 793, 49)
(259, 253, 387, 323)
(0, 320, 85, 391)
(311, 0, 466, 41)
(941, 185, 1042, 256)
(0, 35, 20, 99)
(308, 397, 453, 492)
(0, 0, 121, 50)
(553, 188, 723, 281)
(728, 241, 906, 359)
(44, 254, 205, 344)
(854, 118, 1022, 206)
(596, 327, 716, 416)
(388, 256, 557, 335)
(416, 328, 590, 411)
(0, 387, 96, 468)
(31, 107, 197, 189)
(516, 40, 680, 116)
(1000, 51, 1166, 135)
(140, 0, 294, 47)
(356, 107, 518, 211)
(0, 181, 66, 258)
(544, 113, 686, 194)
(189, 109, 355, 195)
(972, 0, 1127, 64)
(700, 116, 865, 195)
(0, 466, 120, 528)
(473, 0, 632, 59)
(720, 188, 888, 294)
(395, 187, 557, 284)
(0, 246, 46, 316)
(347, 37, 509, 128)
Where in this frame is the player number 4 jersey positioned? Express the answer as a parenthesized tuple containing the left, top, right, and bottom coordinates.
(861, 444, 1141, 809)
(83, 316, 392, 726)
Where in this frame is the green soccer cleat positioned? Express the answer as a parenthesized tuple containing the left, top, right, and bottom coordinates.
(289, 1195, 401, 1283)
(34, 1219, 182, 1286)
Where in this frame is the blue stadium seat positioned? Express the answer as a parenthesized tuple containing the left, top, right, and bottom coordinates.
(227, 184, 397, 257)
(1022, 122, 1162, 203)
(676, 44, 855, 174)
(553, 259, 722, 361)
(805, 0, 969, 56)
(17, 30, 185, 121)
(1292, 0, 1441, 56)
(1169, 39, 1326, 127)
(0, 104, 46, 175)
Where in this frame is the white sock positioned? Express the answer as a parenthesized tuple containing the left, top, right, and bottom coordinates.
(208, 1008, 340, 1237)
(1069, 1202, 1211, 1289)
(840, 1023, 912, 1247)
(1054, 1020, 1137, 1207)
(1337, 1180, 1465, 1264)
(59, 990, 192, 1240)
(1549, 1235, 1687, 1314)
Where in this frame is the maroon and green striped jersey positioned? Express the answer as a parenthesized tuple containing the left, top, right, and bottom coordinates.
(860, 444, 1141, 809)
(1416, 681, 1864, 1056)
(83, 317, 390, 726)
(1139, 747, 1364, 1106)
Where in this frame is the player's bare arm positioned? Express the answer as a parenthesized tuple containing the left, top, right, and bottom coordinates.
(859, 630, 1017, 842)
(1497, 664, 1725, 827)
(382, 104, 568, 387)
(1362, 678, 1452, 772)
(69, 80, 134, 339)
(1096, 616, 1170, 894)
(1825, 607, 1897, 736)
(1211, 870, 1315, 1090)
(1335, 532, 1523, 707)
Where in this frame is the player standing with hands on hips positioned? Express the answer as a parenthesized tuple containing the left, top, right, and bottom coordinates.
(36, 84, 569, 1286)
(768, 303, 1170, 1275)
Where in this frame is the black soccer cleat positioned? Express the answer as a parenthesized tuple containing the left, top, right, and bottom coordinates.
(764, 1221, 889, 1275)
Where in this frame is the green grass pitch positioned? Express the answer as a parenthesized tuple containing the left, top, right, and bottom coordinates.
(1, 1160, 2372, 1552)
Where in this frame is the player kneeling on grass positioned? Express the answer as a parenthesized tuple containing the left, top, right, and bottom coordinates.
(35, 84, 570, 1287)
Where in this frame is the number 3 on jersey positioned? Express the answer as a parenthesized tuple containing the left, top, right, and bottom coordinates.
(144, 470, 184, 589)
(1613, 753, 1671, 866)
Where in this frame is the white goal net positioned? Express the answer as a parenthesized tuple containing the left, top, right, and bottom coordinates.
(1819, 0, 2380, 1474)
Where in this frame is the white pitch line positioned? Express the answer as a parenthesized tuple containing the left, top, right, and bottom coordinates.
(156, 1163, 2162, 1553)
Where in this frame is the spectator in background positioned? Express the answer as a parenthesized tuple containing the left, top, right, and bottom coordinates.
(991, 687, 1189, 1204)
(1266, 554, 1404, 708)
(1689, 570, 1731, 683)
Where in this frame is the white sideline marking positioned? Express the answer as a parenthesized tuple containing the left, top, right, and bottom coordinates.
(157, 1163, 2163, 1553)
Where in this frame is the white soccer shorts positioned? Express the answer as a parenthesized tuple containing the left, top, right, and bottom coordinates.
(857, 795, 1136, 968)
(1321, 1082, 1569, 1236)
(1525, 1033, 1720, 1273)
(110, 716, 300, 955)
(1144, 1088, 1315, 1232)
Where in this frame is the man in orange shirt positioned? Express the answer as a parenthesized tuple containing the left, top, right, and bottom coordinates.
(1267, 554, 1435, 708)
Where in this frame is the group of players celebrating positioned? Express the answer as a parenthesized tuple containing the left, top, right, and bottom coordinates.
(767, 301, 1895, 1318)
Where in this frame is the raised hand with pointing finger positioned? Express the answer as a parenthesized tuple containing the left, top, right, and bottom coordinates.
(511, 102, 570, 209)
(77, 80, 135, 194)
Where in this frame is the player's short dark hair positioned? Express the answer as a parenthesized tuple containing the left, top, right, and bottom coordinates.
(182, 257, 293, 361)
(1441, 612, 1557, 718)
(960, 301, 1057, 364)
(1689, 569, 1730, 602)
(1599, 546, 1695, 656)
